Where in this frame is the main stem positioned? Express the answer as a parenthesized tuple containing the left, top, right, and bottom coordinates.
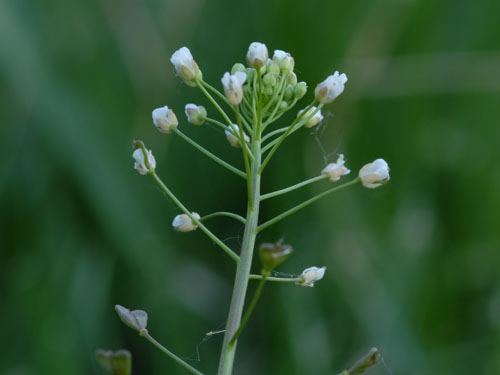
(217, 139, 261, 375)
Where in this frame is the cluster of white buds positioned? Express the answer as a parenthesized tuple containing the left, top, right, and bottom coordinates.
(322, 154, 351, 182)
(172, 212, 201, 232)
(152, 106, 178, 134)
(132, 147, 156, 175)
(359, 159, 390, 188)
(297, 266, 326, 287)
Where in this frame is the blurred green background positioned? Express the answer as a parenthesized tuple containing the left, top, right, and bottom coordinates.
(1, 0, 499, 373)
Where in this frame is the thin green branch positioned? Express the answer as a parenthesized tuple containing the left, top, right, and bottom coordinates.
(262, 126, 287, 142)
(173, 128, 246, 179)
(151, 171, 240, 263)
(260, 174, 328, 201)
(205, 117, 230, 132)
(259, 102, 320, 173)
(235, 106, 253, 210)
(201, 211, 246, 224)
(196, 79, 233, 126)
(141, 330, 204, 375)
(257, 177, 361, 233)
(229, 275, 267, 345)
(249, 274, 305, 283)
(200, 79, 230, 106)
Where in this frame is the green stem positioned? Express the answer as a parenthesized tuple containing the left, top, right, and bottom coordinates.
(217, 138, 262, 375)
(173, 129, 246, 179)
(141, 330, 204, 375)
(205, 117, 230, 132)
(259, 101, 320, 173)
(235, 106, 253, 210)
(196, 80, 233, 126)
(249, 274, 305, 283)
(201, 212, 246, 224)
(257, 177, 361, 233)
(229, 275, 267, 345)
(260, 174, 328, 201)
(150, 171, 240, 263)
(201, 79, 230, 106)
(262, 126, 287, 142)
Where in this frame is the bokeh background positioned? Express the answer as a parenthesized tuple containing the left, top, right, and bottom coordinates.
(1, 0, 499, 374)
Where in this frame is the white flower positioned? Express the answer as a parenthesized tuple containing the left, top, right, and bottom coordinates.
(133, 148, 156, 175)
(315, 71, 348, 104)
(359, 158, 390, 188)
(273, 49, 294, 74)
(170, 47, 202, 86)
(297, 106, 324, 128)
(297, 266, 327, 287)
(172, 212, 201, 232)
(184, 104, 207, 126)
(221, 71, 247, 106)
(322, 154, 351, 182)
(152, 106, 178, 134)
(246, 42, 268, 69)
(225, 124, 250, 148)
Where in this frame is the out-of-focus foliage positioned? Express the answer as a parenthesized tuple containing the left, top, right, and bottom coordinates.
(1, 0, 499, 374)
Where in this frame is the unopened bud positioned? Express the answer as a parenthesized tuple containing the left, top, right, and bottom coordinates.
(266, 60, 280, 75)
(284, 84, 294, 100)
(287, 72, 298, 86)
(172, 212, 200, 232)
(259, 242, 293, 272)
(294, 82, 307, 99)
(246, 42, 268, 69)
(273, 50, 295, 75)
(185, 104, 207, 126)
(115, 305, 148, 333)
(170, 47, 202, 87)
(231, 63, 246, 74)
(359, 159, 390, 189)
(297, 106, 323, 128)
(225, 124, 250, 148)
(222, 71, 247, 106)
(152, 106, 178, 134)
(263, 72, 277, 87)
(347, 347, 381, 374)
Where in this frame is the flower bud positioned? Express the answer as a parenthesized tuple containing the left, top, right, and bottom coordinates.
(225, 124, 250, 148)
(263, 72, 277, 87)
(359, 159, 390, 189)
(346, 347, 380, 374)
(246, 68, 256, 82)
(297, 106, 323, 128)
(231, 63, 246, 74)
(287, 72, 297, 86)
(246, 42, 268, 69)
(221, 71, 247, 106)
(322, 154, 351, 181)
(279, 101, 289, 111)
(96, 349, 132, 375)
(284, 84, 294, 100)
(152, 106, 178, 134)
(273, 50, 295, 74)
(170, 47, 202, 86)
(264, 87, 273, 96)
(294, 82, 307, 99)
(132, 148, 155, 175)
(297, 266, 326, 287)
(115, 305, 148, 332)
(172, 212, 200, 232)
(184, 104, 207, 126)
(266, 60, 280, 75)
(315, 71, 348, 104)
(259, 242, 293, 272)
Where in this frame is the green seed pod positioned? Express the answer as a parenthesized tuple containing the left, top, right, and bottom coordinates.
(259, 242, 293, 272)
